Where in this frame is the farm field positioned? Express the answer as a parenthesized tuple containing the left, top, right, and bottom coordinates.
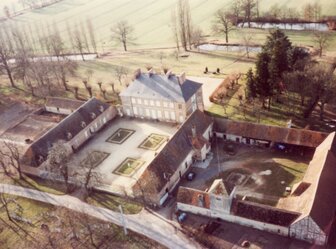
(1, 0, 336, 50)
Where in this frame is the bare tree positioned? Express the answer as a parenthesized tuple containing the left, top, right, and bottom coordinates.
(87, 18, 97, 53)
(212, 10, 234, 43)
(0, 140, 23, 179)
(114, 66, 129, 85)
(230, 0, 242, 25)
(241, 0, 256, 28)
(46, 140, 74, 193)
(70, 23, 86, 61)
(190, 26, 204, 48)
(111, 21, 134, 51)
(313, 32, 331, 57)
(241, 31, 253, 58)
(171, 9, 180, 51)
(0, 27, 16, 88)
(79, 153, 103, 196)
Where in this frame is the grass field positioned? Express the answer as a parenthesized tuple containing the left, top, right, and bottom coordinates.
(114, 158, 145, 176)
(2, 0, 336, 50)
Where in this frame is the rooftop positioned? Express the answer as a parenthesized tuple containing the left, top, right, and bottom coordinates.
(120, 71, 202, 102)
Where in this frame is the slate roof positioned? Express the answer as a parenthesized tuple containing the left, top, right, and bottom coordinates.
(120, 73, 202, 102)
(214, 118, 328, 148)
(23, 98, 111, 166)
(137, 110, 213, 194)
(45, 97, 84, 111)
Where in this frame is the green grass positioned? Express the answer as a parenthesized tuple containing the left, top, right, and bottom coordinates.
(139, 133, 168, 151)
(106, 128, 135, 144)
(114, 158, 145, 176)
(87, 192, 143, 214)
(80, 150, 110, 168)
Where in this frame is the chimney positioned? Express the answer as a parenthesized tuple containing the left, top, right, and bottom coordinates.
(166, 70, 173, 79)
(191, 125, 196, 138)
(148, 68, 154, 77)
(178, 72, 186, 85)
(134, 68, 141, 79)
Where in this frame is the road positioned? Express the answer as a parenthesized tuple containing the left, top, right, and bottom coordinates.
(0, 184, 202, 249)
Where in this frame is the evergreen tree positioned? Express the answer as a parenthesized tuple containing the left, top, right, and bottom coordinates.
(246, 68, 257, 99)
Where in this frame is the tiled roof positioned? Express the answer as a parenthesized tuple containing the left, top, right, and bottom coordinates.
(120, 73, 202, 102)
(137, 110, 213, 194)
(232, 200, 300, 227)
(45, 97, 84, 111)
(177, 187, 211, 209)
(23, 98, 111, 166)
(214, 118, 328, 148)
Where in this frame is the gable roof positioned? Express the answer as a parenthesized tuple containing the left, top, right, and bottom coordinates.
(214, 118, 328, 148)
(23, 98, 111, 166)
(45, 97, 84, 111)
(120, 73, 202, 102)
(137, 110, 213, 194)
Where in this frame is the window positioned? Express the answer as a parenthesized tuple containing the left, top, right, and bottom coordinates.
(133, 106, 138, 115)
(164, 110, 169, 119)
(145, 109, 150, 116)
(131, 98, 136, 104)
(150, 100, 154, 106)
(169, 102, 174, 108)
(157, 110, 162, 119)
(156, 100, 161, 107)
(137, 98, 142, 104)
(144, 99, 148, 105)
(163, 102, 168, 108)
(170, 111, 176, 120)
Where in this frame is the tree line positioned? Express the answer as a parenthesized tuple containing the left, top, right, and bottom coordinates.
(245, 29, 336, 120)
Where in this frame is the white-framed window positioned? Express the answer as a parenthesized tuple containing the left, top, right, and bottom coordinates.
(150, 100, 154, 106)
(170, 111, 176, 120)
(145, 109, 150, 116)
(169, 102, 174, 108)
(131, 98, 136, 104)
(144, 99, 148, 105)
(133, 106, 138, 115)
(156, 100, 161, 107)
(157, 110, 162, 119)
(137, 98, 142, 104)
(163, 101, 168, 108)
(151, 109, 157, 119)
(164, 110, 169, 119)
(179, 115, 184, 123)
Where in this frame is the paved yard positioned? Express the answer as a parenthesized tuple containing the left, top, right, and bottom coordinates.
(187, 76, 223, 110)
(72, 117, 178, 191)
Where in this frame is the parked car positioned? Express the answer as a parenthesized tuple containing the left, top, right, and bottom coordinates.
(186, 172, 196, 181)
(178, 212, 187, 223)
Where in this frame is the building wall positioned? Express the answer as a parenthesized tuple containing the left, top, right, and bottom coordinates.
(177, 202, 289, 237)
(290, 216, 327, 245)
(45, 106, 74, 115)
(70, 106, 117, 150)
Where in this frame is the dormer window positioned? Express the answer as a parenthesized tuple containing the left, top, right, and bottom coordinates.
(66, 132, 73, 140)
(37, 155, 44, 164)
(99, 105, 104, 113)
(90, 112, 96, 120)
(81, 121, 86, 128)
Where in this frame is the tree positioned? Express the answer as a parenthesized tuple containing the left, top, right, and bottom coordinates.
(255, 51, 271, 108)
(246, 68, 257, 99)
(171, 9, 180, 51)
(230, 0, 242, 25)
(46, 140, 74, 193)
(0, 141, 23, 179)
(241, 0, 256, 28)
(313, 32, 331, 57)
(87, 18, 97, 53)
(0, 28, 16, 88)
(241, 30, 253, 58)
(190, 26, 204, 48)
(111, 21, 134, 51)
(114, 66, 129, 85)
(212, 10, 234, 43)
(70, 23, 86, 61)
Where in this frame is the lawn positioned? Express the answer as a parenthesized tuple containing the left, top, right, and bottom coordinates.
(87, 192, 143, 214)
(114, 158, 145, 176)
(0, 195, 162, 249)
(80, 150, 110, 168)
(139, 133, 168, 151)
(106, 128, 135, 144)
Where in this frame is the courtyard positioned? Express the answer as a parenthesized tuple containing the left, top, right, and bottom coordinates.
(72, 117, 178, 191)
(180, 140, 310, 207)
